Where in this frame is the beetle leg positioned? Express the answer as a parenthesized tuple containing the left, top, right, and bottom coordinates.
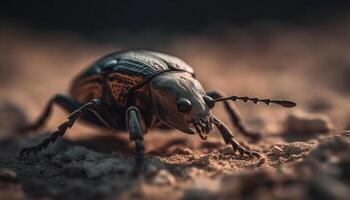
(212, 116, 261, 159)
(20, 99, 102, 156)
(206, 90, 261, 141)
(126, 106, 146, 175)
(20, 94, 109, 133)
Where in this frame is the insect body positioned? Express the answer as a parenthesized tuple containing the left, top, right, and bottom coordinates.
(20, 50, 296, 172)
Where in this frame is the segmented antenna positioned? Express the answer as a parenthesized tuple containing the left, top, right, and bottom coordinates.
(214, 95, 296, 108)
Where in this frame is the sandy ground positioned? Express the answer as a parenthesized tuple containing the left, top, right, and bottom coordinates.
(0, 20, 350, 200)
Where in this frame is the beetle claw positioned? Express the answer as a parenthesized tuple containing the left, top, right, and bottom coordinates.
(240, 149, 262, 159)
(198, 132, 207, 140)
(237, 146, 245, 156)
(229, 140, 261, 159)
(20, 146, 41, 157)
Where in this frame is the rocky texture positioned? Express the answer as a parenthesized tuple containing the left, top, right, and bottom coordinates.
(284, 110, 334, 135)
(182, 133, 350, 200)
(2, 133, 349, 200)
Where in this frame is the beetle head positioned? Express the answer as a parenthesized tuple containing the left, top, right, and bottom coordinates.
(150, 73, 214, 137)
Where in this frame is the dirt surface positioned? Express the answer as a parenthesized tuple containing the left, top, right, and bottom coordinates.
(0, 20, 350, 200)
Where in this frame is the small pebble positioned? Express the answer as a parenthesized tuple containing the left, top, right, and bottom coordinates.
(0, 168, 17, 182)
(144, 157, 166, 177)
(193, 156, 211, 167)
(285, 110, 334, 134)
(61, 146, 90, 162)
(151, 169, 176, 186)
(272, 145, 284, 155)
(173, 147, 193, 155)
(256, 157, 266, 167)
(220, 147, 234, 155)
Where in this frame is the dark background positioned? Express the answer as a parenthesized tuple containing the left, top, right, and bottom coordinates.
(1, 0, 350, 36)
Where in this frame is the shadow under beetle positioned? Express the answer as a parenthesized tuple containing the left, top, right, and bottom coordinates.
(20, 50, 296, 173)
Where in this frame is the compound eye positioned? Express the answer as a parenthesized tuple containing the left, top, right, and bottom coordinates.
(176, 98, 192, 113)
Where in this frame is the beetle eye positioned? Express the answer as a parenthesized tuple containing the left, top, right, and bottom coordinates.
(176, 98, 192, 113)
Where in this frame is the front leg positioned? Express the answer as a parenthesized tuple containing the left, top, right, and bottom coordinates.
(212, 116, 261, 158)
(207, 90, 261, 141)
(126, 106, 146, 174)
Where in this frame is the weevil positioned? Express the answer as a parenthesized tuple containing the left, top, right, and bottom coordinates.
(20, 49, 296, 172)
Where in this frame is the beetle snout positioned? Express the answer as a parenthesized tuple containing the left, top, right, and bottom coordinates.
(190, 116, 214, 140)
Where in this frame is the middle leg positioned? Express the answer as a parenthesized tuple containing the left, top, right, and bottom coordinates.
(126, 106, 146, 174)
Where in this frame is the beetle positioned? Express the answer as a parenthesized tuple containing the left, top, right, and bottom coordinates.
(20, 49, 296, 172)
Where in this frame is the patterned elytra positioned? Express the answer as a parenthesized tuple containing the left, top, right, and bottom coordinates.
(70, 50, 195, 106)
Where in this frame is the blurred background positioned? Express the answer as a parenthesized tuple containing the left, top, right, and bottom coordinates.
(0, 0, 350, 135)
(0, 1, 350, 200)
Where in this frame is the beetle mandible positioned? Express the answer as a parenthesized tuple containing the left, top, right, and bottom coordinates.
(20, 50, 296, 172)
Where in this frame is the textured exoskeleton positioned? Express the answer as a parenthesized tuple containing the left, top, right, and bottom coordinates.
(20, 50, 296, 173)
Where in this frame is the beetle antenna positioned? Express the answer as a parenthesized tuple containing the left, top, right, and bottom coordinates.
(214, 95, 296, 108)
